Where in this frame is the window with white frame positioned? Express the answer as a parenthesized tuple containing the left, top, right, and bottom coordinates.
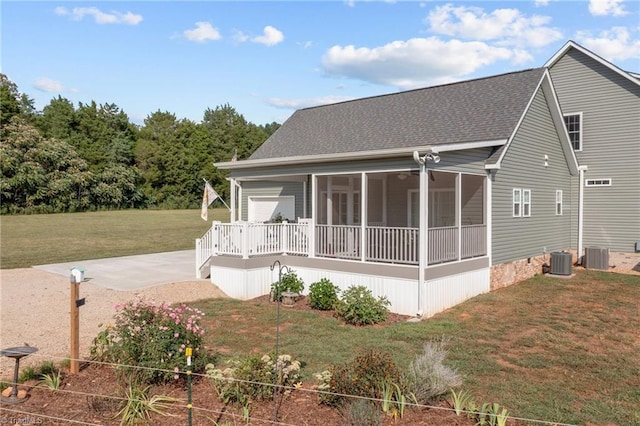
(556, 190, 563, 215)
(513, 188, 531, 217)
(523, 189, 531, 217)
(513, 189, 521, 217)
(563, 113, 582, 151)
(585, 178, 612, 187)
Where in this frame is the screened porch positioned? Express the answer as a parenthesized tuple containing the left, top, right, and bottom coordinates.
(197, 170, 487, 272)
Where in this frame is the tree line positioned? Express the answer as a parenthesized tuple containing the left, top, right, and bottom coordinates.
(0, 74, 279, 214)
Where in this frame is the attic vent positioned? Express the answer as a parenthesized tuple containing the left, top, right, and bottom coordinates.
(550, 252, 572, 275)
(584, 247, 609, 270)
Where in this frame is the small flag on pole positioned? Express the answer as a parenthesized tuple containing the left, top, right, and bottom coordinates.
(201, 181, 219, 221)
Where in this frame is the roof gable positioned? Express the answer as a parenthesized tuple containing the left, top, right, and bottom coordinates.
(249, 68, 546, 162)
(545, 40, 640, 88)
(485, 70, 579, 175)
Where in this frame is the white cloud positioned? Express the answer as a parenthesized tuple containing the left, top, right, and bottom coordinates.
(267, 95, 354, 110)
(33, 77, 77, 93)
(426, 4, 563, 48)
(534, 0, 550, 6)
(54, 6, 142, 25)
(576, 27, 640, 61)
(321, 37, 527, 89)
(183, 22, 222, 43)
(252, 26, 284, 46)
(588, 0, 628, 16)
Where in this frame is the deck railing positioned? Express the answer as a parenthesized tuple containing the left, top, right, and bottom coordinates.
(367, 226, 418, 264)
(461, 224, 487, 258)
(200, 221, 485, 266)
(316, 224, 361, 259)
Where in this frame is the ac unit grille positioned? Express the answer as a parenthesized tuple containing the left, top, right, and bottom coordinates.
(550, 252, 572, 275)
(584, 247, 609, 270)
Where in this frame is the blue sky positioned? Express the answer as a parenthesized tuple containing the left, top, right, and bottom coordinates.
(2, 1, 639, 126)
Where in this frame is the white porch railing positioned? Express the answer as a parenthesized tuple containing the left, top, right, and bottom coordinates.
(316, 224, 361, 259)
(197, 222, 486, 271)
(428, 226, 458, 264)
(461, 224, 487, 258)
(367, 226, 418, 264)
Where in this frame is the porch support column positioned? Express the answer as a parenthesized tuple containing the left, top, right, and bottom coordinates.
(230, 178, 237, 223)
(486, 171, 494, 265)
(361, 172, 367, 262)
(414, 151, 428, 318)
(310, 174, 317, 258)
(456, 173, 461, 261)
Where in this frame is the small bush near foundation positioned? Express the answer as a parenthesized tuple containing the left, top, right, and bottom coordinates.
(322, 349, 401, 407)
(271, 270, 305, 301)
(334, 285, 390, 325)
(308, 278, 340, 310)
(404, 338, 462, 403)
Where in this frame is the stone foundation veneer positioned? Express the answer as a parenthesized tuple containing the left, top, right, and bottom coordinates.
(490, 252, 577, 290)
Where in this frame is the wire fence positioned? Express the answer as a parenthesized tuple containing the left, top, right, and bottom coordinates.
(0, 351, 581, 426)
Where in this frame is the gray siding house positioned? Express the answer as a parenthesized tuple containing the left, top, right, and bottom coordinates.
(545, 41, 640, 257)
(198, 65, 580, 317)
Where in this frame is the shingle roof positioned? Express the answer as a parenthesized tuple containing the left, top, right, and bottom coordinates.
(250, 68, 546, 161)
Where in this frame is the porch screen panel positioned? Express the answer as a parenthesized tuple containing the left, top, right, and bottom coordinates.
(461, 174, 486, 258)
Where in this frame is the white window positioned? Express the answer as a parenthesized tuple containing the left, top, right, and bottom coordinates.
(523, 189, 531, 217)
(556, 190, 563, 215)
(513, 189, 521, 217)
(563, 113, 582, 151)
(585, 178, 612, 187)
(513, 189, 531, 217)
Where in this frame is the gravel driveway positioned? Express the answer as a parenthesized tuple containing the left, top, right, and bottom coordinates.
(0, 267, 226, 377)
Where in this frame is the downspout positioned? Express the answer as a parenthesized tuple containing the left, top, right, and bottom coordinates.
(578, 165, 588, 264)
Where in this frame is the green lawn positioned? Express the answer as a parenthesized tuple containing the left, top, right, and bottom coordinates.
(191, 270, 640, 426)
(2, 210, 638, 424)
(0, 208, 228, 268)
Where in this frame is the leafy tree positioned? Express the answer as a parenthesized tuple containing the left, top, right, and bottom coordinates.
(0, 74, 22, 127)
(1, 118, 94, 213)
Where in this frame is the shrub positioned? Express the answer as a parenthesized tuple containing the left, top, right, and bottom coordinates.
(308, 278, 340, 310)
(206, 353, 302, 406)
(404, 338, 462, 404)
(322, 349, 401, 407)
(334, 285, 390, 325)
(90, 299, 207, 384)
(271, 270, 304, 301)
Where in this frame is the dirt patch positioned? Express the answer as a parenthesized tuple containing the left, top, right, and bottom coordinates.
(0, 268, 227, 377)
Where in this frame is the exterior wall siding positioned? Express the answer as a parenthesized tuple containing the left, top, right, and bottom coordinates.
(492, 87, 576, 265)
(240, 181, 305, 222)
(549, 49, 640, 252)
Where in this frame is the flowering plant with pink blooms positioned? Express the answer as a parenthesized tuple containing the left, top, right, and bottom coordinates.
(90, 299, 208, 384)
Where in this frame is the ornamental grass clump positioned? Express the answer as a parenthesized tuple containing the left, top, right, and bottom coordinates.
(90, 299, 207, 384)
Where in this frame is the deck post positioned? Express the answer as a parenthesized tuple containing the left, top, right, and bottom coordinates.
(242, 222, 249, 259)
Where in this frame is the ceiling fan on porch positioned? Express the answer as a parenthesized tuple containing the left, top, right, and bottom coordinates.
(396, 170, 435, 181)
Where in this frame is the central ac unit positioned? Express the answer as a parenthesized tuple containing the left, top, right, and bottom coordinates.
(550, 252, 572, 275)
(584, 247, 609, 270)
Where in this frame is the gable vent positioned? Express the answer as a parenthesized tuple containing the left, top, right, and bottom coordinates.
(584, 247, 609, 270)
